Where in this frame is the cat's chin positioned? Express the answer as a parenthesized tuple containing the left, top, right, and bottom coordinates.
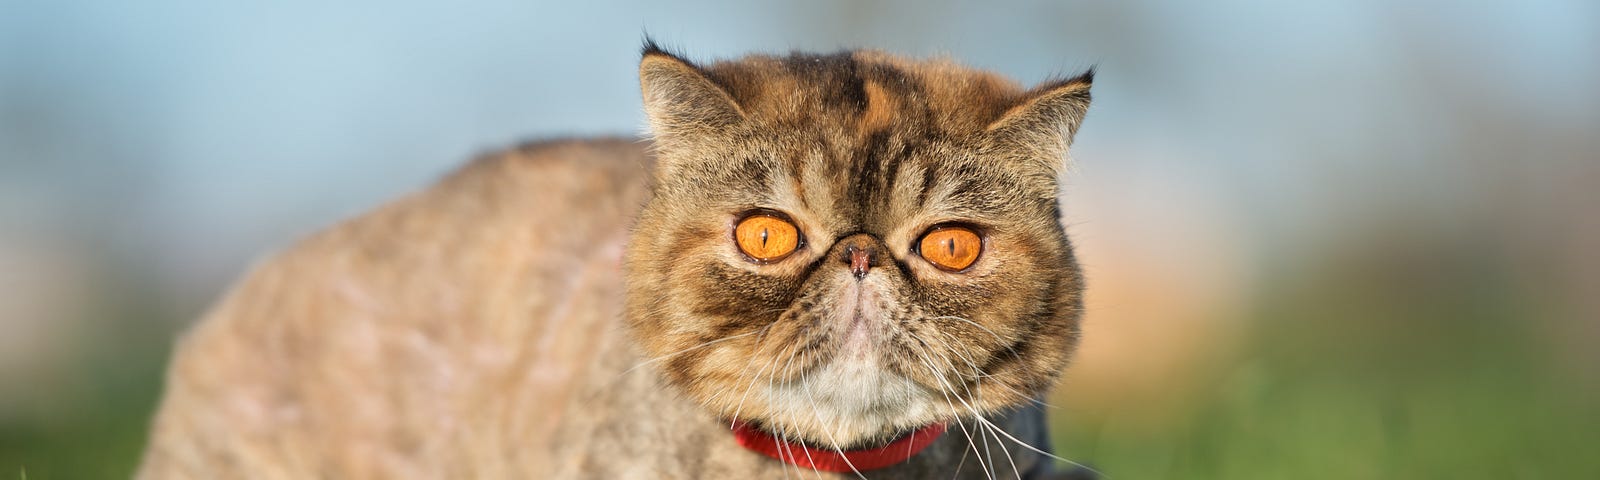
(737, 356, 953, 449)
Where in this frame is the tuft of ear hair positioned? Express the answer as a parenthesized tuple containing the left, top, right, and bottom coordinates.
(984, 67, 1095, 159)
(639, 40, 746, 141)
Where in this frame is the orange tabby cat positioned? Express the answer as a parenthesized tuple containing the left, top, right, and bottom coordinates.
(138, 42, 1095, 479)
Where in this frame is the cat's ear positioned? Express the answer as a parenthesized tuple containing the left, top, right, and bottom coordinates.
(639, 42, 746, 140)
(983, 68, 1094, 161)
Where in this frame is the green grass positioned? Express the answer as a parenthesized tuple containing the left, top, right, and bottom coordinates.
(0, 305, 168, 480)
(5, 254, 1594, 478)
(1051, 258, 1600, 479)
(1055, 353, 1600, 479)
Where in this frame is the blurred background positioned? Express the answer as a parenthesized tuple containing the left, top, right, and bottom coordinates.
(2, 0, 1596, 478)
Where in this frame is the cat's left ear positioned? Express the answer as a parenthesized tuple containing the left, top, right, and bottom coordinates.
(983, 68, 1094, 163)
(639, 42, 746, 142)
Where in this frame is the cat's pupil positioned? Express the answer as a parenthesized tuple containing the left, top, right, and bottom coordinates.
(947, 239, 955, 256)
(760, 229, 769, 247)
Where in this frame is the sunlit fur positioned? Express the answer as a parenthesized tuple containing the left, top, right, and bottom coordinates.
(136, 46, 1095, 479)
(627, 45, 1092, 448)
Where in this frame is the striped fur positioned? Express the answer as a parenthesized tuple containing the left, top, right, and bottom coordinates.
(137, 46, 1094, 479)
(630, 46, 1091, 449)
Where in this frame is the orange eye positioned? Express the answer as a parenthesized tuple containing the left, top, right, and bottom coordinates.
(918, 226, 982, 271)
(735, 214, 800, 262)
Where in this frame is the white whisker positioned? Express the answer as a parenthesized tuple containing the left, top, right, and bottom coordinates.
(619, 326, 768, 377)
(799, 360, 868, 480)
(927, 326, 1057, 410)
(702, 323, 779, 408)
(906, 334, 994, 480)
(969, 407, 1105, 478)
(932, 337, 1021, 480)
(733, 338, 795, 429)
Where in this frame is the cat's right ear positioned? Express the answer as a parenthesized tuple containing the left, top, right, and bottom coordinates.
(981, 68, 1094, 172)
(639, 43, 746, 141)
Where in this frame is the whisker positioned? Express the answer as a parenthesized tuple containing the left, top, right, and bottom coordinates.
(906, 336, 994, 480)
(950, 434, 971, 480)
(772, 365, 795, 480)
(618, 326, 768, 377)
(927, 326, 1057, 410)
(702, 322, 780, 408)
(979, 410, 1019, 479)
(778, 423, 794, 480)
(927, 315, 1023, 360)
(968, 407, 1106, 478)
(799, 359, 867, 480)
(925, 315, 1003, 341)
(936, 341, 1013, 480)
(785, 362, 825, 480)
(797, 434, 825, 480)
(777, 346, 811, 480)
(930, 338, 1021, 480)
(732, 337, 796, 429)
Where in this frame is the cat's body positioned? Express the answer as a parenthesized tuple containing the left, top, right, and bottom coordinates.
(140, 47, 1095, 479)
(139, 140, 650, 478)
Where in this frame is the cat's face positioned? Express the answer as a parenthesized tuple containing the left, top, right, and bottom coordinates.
(625, 47, 1090, 449)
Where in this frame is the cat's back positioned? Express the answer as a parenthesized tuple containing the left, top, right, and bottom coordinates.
(139, 138, 653, 479)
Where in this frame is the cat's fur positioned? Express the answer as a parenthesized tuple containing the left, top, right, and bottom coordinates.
(138, 45, 1093, 479)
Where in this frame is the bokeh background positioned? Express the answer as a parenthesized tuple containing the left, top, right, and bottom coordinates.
(3, 0, 1597, 478)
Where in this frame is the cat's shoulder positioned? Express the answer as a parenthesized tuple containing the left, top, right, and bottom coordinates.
(139, 137, 655, 478)
(455, 137, 652, 186)
(304, 136, 655, 251)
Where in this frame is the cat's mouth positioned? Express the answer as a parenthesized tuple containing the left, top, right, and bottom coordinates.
(712, 275, 1003, 448)
(837, 297, 879, 361)
(749, 305, 952, 448)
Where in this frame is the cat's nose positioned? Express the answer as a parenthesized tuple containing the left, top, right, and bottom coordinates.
(836, 234, 883, 279)
(846, 246, 872, 279)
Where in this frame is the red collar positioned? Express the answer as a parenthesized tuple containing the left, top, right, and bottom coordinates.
(731, 421, 947, 473)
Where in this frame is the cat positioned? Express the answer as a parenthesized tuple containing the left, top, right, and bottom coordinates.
(137, 42, 1095, 479)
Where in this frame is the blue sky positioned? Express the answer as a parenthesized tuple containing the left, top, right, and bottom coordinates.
(2, 0, 1595, 297)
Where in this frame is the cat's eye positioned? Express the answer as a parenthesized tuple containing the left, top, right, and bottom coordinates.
(734, 214, 801, 262)
(918, 226, 982, 271)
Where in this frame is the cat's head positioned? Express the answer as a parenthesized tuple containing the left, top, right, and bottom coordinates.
(624, 43, 1090, 449)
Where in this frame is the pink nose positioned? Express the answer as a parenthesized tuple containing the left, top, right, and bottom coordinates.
(848, 246, 872, 279)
